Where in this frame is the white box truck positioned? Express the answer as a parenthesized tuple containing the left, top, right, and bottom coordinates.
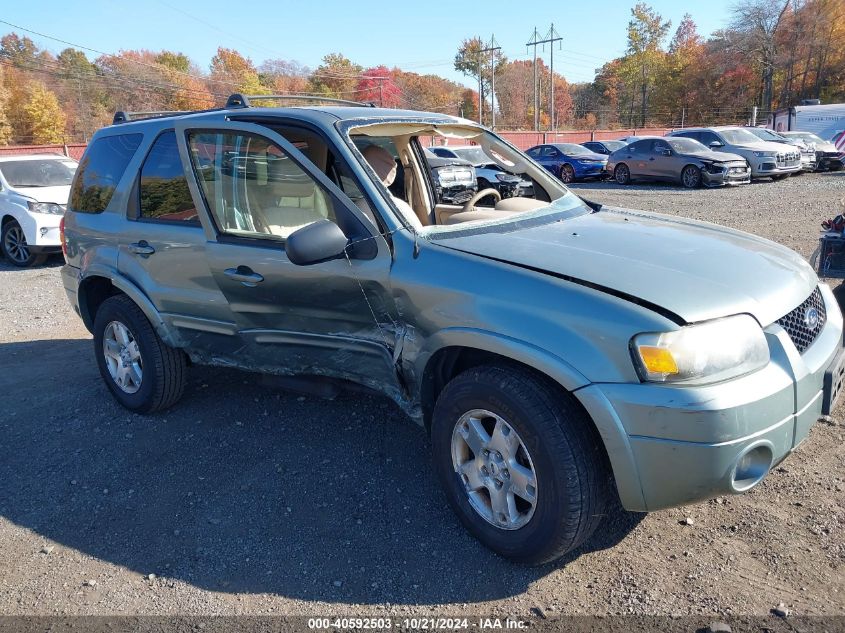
(770, 102, 845, 140)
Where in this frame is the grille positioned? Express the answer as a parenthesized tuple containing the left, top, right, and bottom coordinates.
(776, 287, 826, 353)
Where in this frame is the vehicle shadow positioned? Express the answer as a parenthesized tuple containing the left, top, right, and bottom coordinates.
(0, 253, 64, 271)
(0, 338, 643, 605)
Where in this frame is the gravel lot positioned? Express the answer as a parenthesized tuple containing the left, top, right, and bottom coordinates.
(1, 172, 844, 621)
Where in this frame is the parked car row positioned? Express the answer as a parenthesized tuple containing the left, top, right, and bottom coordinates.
(511, 125, 845, 190)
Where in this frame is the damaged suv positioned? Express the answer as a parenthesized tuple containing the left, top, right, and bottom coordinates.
(62, 95, 845, 564)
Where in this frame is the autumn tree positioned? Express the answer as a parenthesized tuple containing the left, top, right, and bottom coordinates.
(258, 59, 310, 94)
(355, 66, 401, 107)
(307, 53, 362, 98)
(8, 80, 66, 144)
(0, 65, 12, 145)
(209, 47, 266, 95)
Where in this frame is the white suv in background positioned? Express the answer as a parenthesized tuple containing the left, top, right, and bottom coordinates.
(0, 154, 77, 267)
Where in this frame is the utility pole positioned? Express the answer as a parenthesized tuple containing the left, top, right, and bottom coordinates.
(481, 35, 501, 129)
(535, 24, 563, 131)
(526, 28, 541, 131)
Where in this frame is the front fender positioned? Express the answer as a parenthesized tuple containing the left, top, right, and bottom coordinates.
(413, 327, 590, 395)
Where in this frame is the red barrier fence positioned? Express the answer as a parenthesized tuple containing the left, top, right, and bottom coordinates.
(0, 143, 87, 160)
(0, 129, 675, 161)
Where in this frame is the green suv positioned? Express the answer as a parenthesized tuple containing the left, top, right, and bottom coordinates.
(61, 95, 845, 564)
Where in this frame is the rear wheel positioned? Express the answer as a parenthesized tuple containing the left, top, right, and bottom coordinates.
(681, 165, 702, 189)
(431, 365, 611, 565)
(1, 220, 47, 267)
(614, 163, 630, 185)
(93, 294, 186, 413)
(560, 164, 575, 184)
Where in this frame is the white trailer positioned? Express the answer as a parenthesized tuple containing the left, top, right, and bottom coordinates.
(769, 103, 845, 142)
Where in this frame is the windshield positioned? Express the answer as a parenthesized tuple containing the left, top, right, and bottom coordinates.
(0, 159, 77, 187)
(747, 128, 784, 142)
(451, 147, 491, 165)
(346, 121, 590, 235)
(601, 141, 626, 152)
(719, 128, 766, 145)
(666, 138, 709, 153)
(556, 143, 590, 155)
(784, 132, 824, 144)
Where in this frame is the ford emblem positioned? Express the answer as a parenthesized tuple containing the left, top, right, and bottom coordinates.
(804, 307, 820, 330)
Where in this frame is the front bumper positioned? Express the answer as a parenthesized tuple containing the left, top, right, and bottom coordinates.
(702, 165, 751, 186)
(575, 163, 607, 179)
(576, 283, 843, 512)
(751, 160, 802, 178)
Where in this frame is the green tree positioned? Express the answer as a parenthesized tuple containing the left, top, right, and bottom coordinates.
(307, 53, 363, 98)
(625, 2, 671, 126)
(454, 37, 506, 125)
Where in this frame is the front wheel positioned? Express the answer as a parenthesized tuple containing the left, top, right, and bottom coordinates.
(614, 163, 630, 185)
(1, 220, 47, 267)
(431, 365, 611, 565)
(560, 164, 575, 184)
(93, 294, 186, 413)
(681, 165, 702, 189)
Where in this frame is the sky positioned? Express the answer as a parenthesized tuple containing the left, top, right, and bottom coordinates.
(2, 0, 736, 87)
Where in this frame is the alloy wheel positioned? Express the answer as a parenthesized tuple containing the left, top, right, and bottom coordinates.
(102, 320, 143, 394)
(451, 409, 538, 530)
(615, 164, 629, 184)
(682, 166, 700, 188)
(3, 223, 30, 264)
(561, 164, 575, 183)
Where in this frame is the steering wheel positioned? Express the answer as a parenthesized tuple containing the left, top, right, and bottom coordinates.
(461, 188, 501, 213)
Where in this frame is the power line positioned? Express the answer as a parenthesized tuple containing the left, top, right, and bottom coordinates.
(480, 35, 501, 129)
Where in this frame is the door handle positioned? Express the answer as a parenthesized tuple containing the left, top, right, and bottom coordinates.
(649, 157, 655, 161)
(128, 241, 155, 256)
(224, 266, 264, 287)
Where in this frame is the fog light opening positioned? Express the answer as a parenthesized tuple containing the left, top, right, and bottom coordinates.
(731, 444, 773, 492)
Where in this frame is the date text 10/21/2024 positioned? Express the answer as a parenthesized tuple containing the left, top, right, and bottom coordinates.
(307, 617, 529, 630)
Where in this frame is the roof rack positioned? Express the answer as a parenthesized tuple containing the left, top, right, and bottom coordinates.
(225, 93, 375, 108)
(112, 110, 190, 124)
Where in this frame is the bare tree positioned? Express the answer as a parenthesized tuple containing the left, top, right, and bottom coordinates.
(730, 0, 790, 113)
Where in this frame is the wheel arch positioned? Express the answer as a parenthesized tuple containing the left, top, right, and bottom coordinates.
(77, 271, 182, 347)
(417, 334, 646, 511)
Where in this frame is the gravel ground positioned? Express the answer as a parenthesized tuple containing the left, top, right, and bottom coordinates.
(1, 172, 844, 621)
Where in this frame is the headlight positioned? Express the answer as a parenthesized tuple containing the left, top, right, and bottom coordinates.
(753, 151, 777, 158)
(495, 173, 519, 183)
(631, 314, 769, 384)
(27, 201, 65, 215)
(436, 170, 456, 184)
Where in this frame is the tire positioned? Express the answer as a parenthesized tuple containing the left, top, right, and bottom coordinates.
(93, 294, 186, 413)
(560, 164, 575, 184)
(614, 163, 630, 185)
(681, 165, 701, 189)
(1, 219, 47, 267)
(431, 364, 611, 565)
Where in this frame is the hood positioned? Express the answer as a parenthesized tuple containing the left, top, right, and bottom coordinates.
(734, 141, 792, 154)
(567, 151, 607, 161)
(436, 208, 816, 326)
(684, 149, 745, 163)
(11, 185, 72, 205)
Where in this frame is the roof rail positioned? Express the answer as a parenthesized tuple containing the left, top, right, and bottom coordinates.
(225, 93, 375, 108)
(112, 110, 190, 125)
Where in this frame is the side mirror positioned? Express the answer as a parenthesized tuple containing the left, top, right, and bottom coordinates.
(286, 219, 349, 266)
(709, 141, 724, 148)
